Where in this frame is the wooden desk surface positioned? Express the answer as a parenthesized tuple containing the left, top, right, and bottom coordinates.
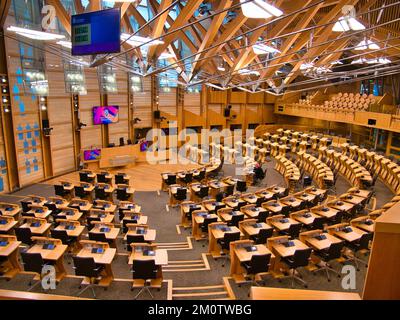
(0, 206, 20, 217)
(28, 243, 68, 261)
(351, 218, 375, 233)
(330, 201, 354, 212)
(125, 229, 156, 242)
(27, 208, 52, 219)
(340, 194, 365, 205)
(122, 215, 148, 225)
(263, 202, 283, 213)
(271, 239, 309, 258)
(234, 244, 273, 262)
(242, 222, 272, 236)
(312, 206, 339, 219)
(193, 213, 218, 225)
(250, 287, 361, 300)
(77, 247, 116, 265)
(304, 233, 342, 251)
(90, 226, 120, 240)
(332, 226, 366, 242)
(242, 206, 267, 219)
(203, 201, 225, 212)
(20, 222, 52, 235)
(54, 224, 85, 238)
(210, 225, 242, 240)
(69, 201, 93, 211)
(0, 240, 21, 257)
(291, 212, 318, 225)
(58, 210, 82, 221)
(268, 217, 299, 231)
(128, 249, 168, 265)
(0, 219, 18, 233)
(348, 189, 371, 198)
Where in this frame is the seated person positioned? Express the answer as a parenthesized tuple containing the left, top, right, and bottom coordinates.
(254, 163, 266, 182)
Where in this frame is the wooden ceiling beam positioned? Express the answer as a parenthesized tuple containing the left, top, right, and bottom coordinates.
(46, 0, 72, 35)
(152, 0, 203, 60)
(146, 0, 173, 60)
(258, 3, 323, 82)
(190, 0, 233, 78)
(0, 0, 11, 28)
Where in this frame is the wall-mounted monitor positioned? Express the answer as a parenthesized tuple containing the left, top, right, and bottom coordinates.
(71, 8, 121, 56)
(83, 149, 101, 161)
(93, 106, 119, 125)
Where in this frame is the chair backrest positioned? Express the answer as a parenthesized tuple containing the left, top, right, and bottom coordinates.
(89, 232, 107, 243)
(166, 175, 176, 185)
(54, 185, 65, 196)
(249, 254, 271, 274)
(74, 186, 85, 198)
(292, 248, 312, 268)
(236, 180, 247, 192)
(326, 241, 345, 260)
(287, 223, 302, 239)
(131, 259, 157, 280)
(184, 173, 193, 183)
(50, 229, 69, 244)
(176, 188, 187, 200)
(126, 235, 145, 249)
(281, 205, 291, 216)
(97, 174, 107, 183)
(196, 170, 206, 181)
(79, 172, 89, 182)
(20, 201, 32, 213)
(15, 227, 33, 245)
(220, 232, 241, 249)
(115, 174, 126, 185)
(122, 219, 138, 233)
(357, 233, 373, 251)
(199, 186, 209, 198)
(72, 256, 99, 278)
(225, 184, 235, 196)
(201, 217, 218, 231)
(117, 188, 128, 200)
(21, 252, 44, 274)
(229, 214, 244, 227)
(86, 217, 101, 230)
(95, 188, 106, 200)
(255, 228, 273, 244)
(312, 216, 326, 229)
(257, 210, 269, 223)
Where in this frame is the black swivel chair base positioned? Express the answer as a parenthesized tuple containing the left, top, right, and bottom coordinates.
(312, 263, 341, 282)
(76, 278, 100, 298)
(132, 280, 154, 299)
(344, 252, 369, 271)
(280, 269, 308, 288)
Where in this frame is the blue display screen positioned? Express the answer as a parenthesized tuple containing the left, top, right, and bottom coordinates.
(71, 8, 121, 56)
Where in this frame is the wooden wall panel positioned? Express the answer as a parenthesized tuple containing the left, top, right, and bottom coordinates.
(108, 71, 129, 145)
(184, 92, 201, 115)
(79, 69, 101, 149)
(159, 89, 177, 116)
(0, 126, 9, 193)
(46, 48, 76, 176)
(5, 36, 44, 186)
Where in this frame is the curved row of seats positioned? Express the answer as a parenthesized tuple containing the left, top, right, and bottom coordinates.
(292, 93, 377, 113)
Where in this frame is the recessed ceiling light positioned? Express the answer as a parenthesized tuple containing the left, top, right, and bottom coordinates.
(240, 0, 283, 19)
(7, 26, 65, 40)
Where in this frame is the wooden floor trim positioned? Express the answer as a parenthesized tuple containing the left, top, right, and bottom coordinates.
(172, 291, 228, 298)
(173, 285, 225, 291)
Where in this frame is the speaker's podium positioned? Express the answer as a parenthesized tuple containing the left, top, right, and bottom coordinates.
(83, 144, 145, 170)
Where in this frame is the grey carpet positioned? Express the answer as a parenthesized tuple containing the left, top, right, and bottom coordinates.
(0, 160, 390, 299)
